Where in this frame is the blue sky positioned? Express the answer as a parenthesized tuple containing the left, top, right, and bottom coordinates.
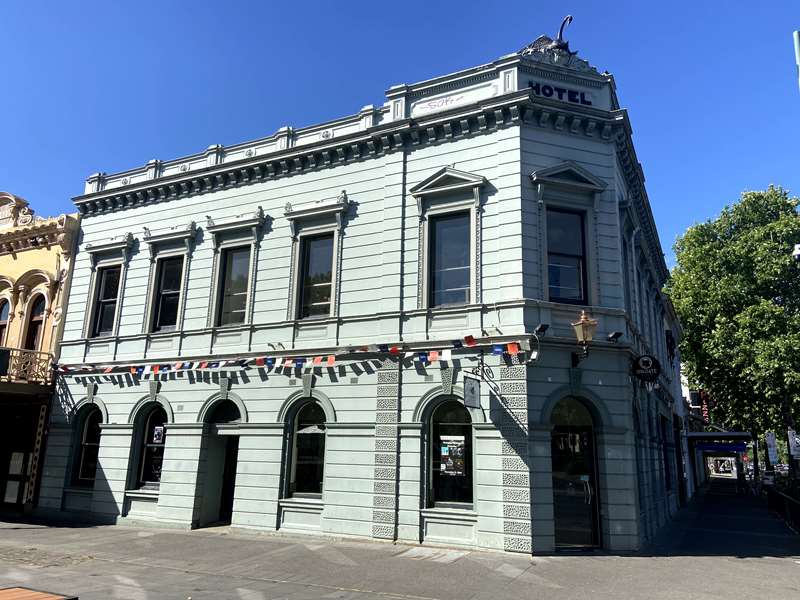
(2, 1, 799, 265)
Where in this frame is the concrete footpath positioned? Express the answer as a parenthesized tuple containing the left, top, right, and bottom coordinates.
(0, 482, 798, 600)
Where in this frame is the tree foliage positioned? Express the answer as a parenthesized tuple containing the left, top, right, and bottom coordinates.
(666, 186, 800, 433)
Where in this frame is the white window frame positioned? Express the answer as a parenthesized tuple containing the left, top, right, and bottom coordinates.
(141, 222, 196, 334)
(285, 192, 349, 321)
(205, 208, 264, 328)
(82, 233, 134, 339)
(410, 167, 486, 310)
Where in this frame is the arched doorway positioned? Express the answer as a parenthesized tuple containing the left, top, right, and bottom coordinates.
(550, 396, 600, 549)
(198, 399, 241, 527)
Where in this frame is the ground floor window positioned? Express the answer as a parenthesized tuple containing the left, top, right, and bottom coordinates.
(137, 406, 167, 488)
(430, 400, 473, 506)
(74, 406, 102, 486)
(290, 402, 326, 497)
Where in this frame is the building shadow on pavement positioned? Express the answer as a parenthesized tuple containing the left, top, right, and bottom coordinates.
(631, 478, 800, 559)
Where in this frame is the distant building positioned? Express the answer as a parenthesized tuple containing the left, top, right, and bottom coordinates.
(0, 192, 78, 511)
(38, 23, 683, 552)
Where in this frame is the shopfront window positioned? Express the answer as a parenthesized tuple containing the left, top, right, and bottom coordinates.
(430, 400, 472, 506)
(74, 406, 102, 486)
(137, 406, 167, 488)
(289, 402, 326, 497)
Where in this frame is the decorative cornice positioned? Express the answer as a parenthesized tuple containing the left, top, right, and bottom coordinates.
(0, 214, 79, 258)
(72, 90, 533, 216)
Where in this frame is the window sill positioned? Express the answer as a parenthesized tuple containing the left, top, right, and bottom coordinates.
(421, 506, 477, 521)
(125, 488, 160, 499)
(63, 486, 93, 496)
(279, 496, 324, 509)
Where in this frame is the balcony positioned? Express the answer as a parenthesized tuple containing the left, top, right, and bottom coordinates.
(0, 347, 54, 386)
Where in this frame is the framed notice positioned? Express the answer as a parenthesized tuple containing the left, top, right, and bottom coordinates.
(153, 426, 164, 444)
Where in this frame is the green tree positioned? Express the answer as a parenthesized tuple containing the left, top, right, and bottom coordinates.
(666, 186, 800, 443)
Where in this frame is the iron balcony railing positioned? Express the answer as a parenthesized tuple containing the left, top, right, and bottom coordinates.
(0, 347, 54, 385)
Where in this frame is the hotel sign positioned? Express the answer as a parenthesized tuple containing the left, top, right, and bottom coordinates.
(529, 81, 592, 106)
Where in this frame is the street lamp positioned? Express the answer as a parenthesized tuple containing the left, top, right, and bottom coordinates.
(571, 310, 598, 367)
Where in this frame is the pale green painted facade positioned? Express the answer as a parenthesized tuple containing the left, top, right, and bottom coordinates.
(38, 31, 685, 553)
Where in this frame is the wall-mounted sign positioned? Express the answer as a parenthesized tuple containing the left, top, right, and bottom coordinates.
(632, 355, 661, 382)
(529, 81, 592, 106)
(463, 373, 481, 409)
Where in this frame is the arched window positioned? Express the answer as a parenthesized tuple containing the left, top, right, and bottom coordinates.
(74, 406, 102, 486)
(137, 406, 167, 488)
(430, 400, 473, 506)
(0, 300, 9, 346)
(24, 295, 46, 351)
(289, 402, 326, 497)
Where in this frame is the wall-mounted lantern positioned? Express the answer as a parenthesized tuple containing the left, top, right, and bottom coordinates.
(571, 310, 598, 367)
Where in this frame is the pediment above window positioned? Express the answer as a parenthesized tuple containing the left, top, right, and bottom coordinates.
(85, 232, 135, 267)
(205, 207, 265, 248)
(530, 161, 607, 193)
(284, 190, 349, 239)
(410, 167, 487, 199)
(142, 221, 197, 259)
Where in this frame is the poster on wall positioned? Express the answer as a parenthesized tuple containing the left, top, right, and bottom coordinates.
(153, 426, 164, 444)
(440, 435, 465, 476)
(766, 431, 779, 464)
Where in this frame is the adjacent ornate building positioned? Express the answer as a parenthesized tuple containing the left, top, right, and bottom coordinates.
(0, 192, 78, 510)
(37, 22, 684, 552)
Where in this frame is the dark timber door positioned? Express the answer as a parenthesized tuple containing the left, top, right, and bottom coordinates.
(551, 397, 600, 549)
(219, 436, 239, 524)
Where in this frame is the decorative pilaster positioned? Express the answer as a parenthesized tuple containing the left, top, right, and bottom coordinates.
(498, 359, 532, 553)
(372, 358, 400, 540)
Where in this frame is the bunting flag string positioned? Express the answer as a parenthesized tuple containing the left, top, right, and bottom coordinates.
(55, 332, 535, 378)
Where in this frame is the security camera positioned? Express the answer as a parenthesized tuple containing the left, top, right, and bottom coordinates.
(793, 243, 800, 262)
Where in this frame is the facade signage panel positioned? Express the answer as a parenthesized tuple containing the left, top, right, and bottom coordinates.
(632, 355, 661, 382)
(528, 81, 592, 105)
(463, 373, 481, 409)
(695, 442, 747, 453)
(410, 82, 498, 118)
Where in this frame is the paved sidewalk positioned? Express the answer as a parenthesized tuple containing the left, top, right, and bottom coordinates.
(0, 483, 798, 600)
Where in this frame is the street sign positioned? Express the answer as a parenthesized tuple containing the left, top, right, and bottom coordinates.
(766, 431, 779, 464)
(788, 429, 800, 458)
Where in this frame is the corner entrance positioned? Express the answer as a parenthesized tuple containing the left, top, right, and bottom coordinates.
(197, 400, 241, 527)
(550, 397, 600, 549)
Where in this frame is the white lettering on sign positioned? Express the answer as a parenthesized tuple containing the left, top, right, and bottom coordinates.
(410, 83, 498, 118)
